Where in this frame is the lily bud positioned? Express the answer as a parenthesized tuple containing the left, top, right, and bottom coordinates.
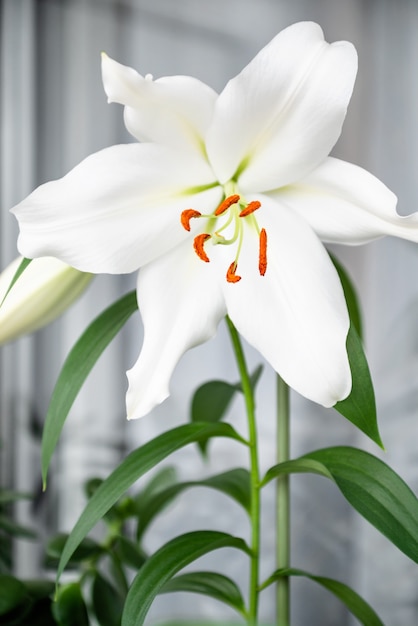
(0, 256, 93, 345)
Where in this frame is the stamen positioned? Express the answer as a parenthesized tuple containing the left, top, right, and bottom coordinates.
(184, 194, 265, 281)
(181, 209, 202, 231)
(226, 261, 241, 283)
(193, 233, 211, 262)
(214, 194, 240, 216)
(259, 228, 267, 276)
(239, 200, 261, 217)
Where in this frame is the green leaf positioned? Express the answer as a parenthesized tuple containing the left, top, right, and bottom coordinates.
(201, 468, 251, 513)
(191, 367, 263, 427)
(133, 466, 178, 516)
(304, 446, 418, 563)
(0, 539, 12, 574)
(24, 580, 56, 599)
(56, 422, 246, 582)
(0, 258, 31, 307)
(121, 531, 251, 626)
(262, 447, 418, 564)
(52, 583, 89, 626)
(113, 536, 147, 570)
(0, 514, 37, 539)
(262, 568, 383, 626)
(334, 324, 382, 447)
(84, 477, 104, 499)
(41, 290, 138, 487)
(0, 575, 28, 615)
(92, 573, 124, 626)
(0, 490, 32, 504)
(154, 623, 263, 626)
(19, 581, 57, 626)
(191, 381, 237, 455)
(84, 478, 136, 525)
(191, 381, 236, 426)
(331, 254, 363, 339)
(261, 458, 333, 487)
(45, 533, 103, 569)
(247, 363, 264, 391)
(330, 254, 381, 446)
(161, 571, 246, 616)
(136, 468, 251, 540)
(191, 364, 263, 455)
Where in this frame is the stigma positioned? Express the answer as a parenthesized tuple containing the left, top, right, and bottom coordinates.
(180, 194, 268, 283)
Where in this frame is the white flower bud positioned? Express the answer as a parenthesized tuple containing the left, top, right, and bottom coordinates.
(0, 256, 93, 345)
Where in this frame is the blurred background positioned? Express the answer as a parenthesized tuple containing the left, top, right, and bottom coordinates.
(1, 0, 418, 624)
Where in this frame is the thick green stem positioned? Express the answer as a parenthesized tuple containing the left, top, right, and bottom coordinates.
(226, 317, 260, 626)
(276, 374, 290, 625)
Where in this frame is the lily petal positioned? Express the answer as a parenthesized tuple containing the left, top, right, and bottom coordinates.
(102, 54, 217, 157)
(12, 143, 220, 274)
(220, 194, 351, 407)
(126, 242, 226, 419)
(277, 157, 418, 244)
(206, 21, 357, 192)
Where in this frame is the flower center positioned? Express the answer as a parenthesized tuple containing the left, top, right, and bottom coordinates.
(180, 193, 267, 283)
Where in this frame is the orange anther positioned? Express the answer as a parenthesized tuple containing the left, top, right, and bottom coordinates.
(181, 209, 202, 231)
(239, 200, 261, 217)
(214, 194, 240, 216)
(193, 233, 211, 262)
(259, 228, 267, 276)
(226, 261, 241, 283)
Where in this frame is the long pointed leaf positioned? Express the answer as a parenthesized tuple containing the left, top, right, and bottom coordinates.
(262, 568, 383, 626)
(56, 423, 246, 581)
(262, 447, 418, 563)
(136, 466, 178, 508)
(0, 575, 28, 615)
(161, 571, 246, 616)
(191, 380, 236, 426)
(52, 583, 89, 626)
(305, 447, 418, 563)
(41, 290, 138, 486)
(331, 254, 363, 339)
(334, 324, 382, 447)
(92, 572, 124, 626)
(191, 364, 263, 455)
(0, 257, 31, 307)
(122, 531, 251, 626)
(136, 468, 251, 540)
(330, 255, 381, 446)
(260, 458, 333, 486)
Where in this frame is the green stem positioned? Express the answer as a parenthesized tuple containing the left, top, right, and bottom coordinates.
(226, 316, 260, 626)
(276, 374, 290, 625)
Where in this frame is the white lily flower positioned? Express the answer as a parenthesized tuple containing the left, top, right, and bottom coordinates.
(0, 257, 92, 345)
(11, 22, 418, 418)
